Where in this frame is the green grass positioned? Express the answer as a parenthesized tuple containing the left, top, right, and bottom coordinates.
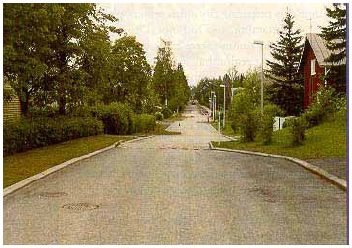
(211, 120, 239, 137)
(146, 123, 181, 135)
(213, 115, 346, 160)
(3, 135, 133, 188)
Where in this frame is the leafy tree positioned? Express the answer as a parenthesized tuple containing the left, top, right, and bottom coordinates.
(107, 36, 154, 113)
(152, 40, 176, 107)
(266, 12, 304, 116)
(46, 4, 121, 114)
(3, 4, 58, 115)
(320, 3, 347, 93)
(168, 63, 190, 112)
(152, 40, 190, 112)
(229, 70, 261, 141)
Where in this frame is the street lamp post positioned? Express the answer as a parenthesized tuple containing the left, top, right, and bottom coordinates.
(253, 40, 264, 114)
(220, 84, 225, 128)
(210, 91, 215, 120)
(214, 94, 217, 122)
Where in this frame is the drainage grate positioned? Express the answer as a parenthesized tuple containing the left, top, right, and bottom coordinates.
(38, 192, 68, 198)
(62, 202, 100, 211)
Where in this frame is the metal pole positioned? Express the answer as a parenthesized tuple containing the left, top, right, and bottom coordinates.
(223, 86, 226, 128)
(261, 44, 264, 114)
(218, 106, 221, 134)
(214, 96, 216, 122)
(212, 94, 215, 120)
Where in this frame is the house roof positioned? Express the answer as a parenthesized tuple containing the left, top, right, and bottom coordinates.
(298, 33, 345, 71)
(307, 33, 332, 66)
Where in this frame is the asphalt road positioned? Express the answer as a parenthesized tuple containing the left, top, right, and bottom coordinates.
(3, 104, 347, 244)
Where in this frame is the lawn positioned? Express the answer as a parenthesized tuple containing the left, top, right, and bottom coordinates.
(211, 120, 239, 137)
(3, 135, 133, 188)
(213, 115, 347, 160)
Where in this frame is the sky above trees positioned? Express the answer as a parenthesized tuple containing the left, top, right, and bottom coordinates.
(100, 3, 330, 86)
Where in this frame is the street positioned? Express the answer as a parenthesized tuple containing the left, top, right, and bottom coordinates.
(3, 104, 346, 244)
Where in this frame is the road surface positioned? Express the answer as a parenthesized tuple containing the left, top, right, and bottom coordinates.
(3, 104, 347, 244)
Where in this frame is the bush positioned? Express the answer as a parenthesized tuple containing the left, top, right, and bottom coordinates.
(282, 116, 296, 128)
(258, 104, 283, 145)
(92, 102, 135, 135)
(230, 91, 260, 142)
(133, 114, 156, 133)
(4, 116, 103, 155)
(154, 111, 164, 121)
(290, 117, 307, 146)
(302, 86, 336, 128)
(161, 107, 173, 119)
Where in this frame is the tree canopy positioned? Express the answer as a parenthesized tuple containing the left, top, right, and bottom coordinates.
(266, 12, 304, 116)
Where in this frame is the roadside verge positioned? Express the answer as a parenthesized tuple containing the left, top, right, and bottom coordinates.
(3, 135, 154, 197)
(209, 141, 346, 191)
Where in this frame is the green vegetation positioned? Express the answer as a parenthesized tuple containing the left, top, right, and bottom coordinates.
(266, 12, 304, 115)
(213, 112, 346, 160)
(3, 4, 191, 156)
(211, 120, 238, 137)
(4, 135, 132, 188)
(4, 116, 103, 155)
(320, 3, 347, 92)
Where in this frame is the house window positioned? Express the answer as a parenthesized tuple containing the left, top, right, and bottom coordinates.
(311, 59, 316, 76)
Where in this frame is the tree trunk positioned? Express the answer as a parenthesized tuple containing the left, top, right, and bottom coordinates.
(20, 93, 30, 116)
(58, 94, 66, 115)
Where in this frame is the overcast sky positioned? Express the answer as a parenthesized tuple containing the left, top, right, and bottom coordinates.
(100, 3, 331, 86)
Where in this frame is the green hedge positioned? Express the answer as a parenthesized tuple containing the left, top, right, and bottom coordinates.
(4, 116, 103, 155)
(133, 114, 156, 133)
(92, 102, 135, 135)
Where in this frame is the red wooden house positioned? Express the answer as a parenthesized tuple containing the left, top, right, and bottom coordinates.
(298, 33, 333, 108)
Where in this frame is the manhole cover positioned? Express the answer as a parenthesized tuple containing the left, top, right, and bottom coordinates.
(62, 202, 99, 211)
(38, 192, 67, 198)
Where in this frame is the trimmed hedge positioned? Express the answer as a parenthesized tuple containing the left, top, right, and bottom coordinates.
(4, 116, 103, 155)
(92, 102, 135, 135)
(92, 102, 156, 135)
(133, 114, 156, 133)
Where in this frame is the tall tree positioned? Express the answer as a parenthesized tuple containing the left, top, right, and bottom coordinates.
(320, 3, 347, 93)
(3, 4, 58, 115)
(152, 40, 175, 107)
(43, 4, 120, 114)
(266, 12, 303, 115)
(108, 36, 154, 113)
(169, 63, 190, 112)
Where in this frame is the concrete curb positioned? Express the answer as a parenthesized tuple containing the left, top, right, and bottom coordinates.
(3, 135, 154, 197)
(209, 142, 347, 191)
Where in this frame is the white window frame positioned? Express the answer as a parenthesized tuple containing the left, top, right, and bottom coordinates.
(311, 59, 316, 76)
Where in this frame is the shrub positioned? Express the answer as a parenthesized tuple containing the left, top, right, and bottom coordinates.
(302, 86, 336, 128)
(154, 111, 164, 121)
(290, 117, 307, 146)
(258, 104, 283, 145)
(133, 114, 156, 133)
(161, 107, 173, 119)
(92, 102, 135, 135)
(230, 91, 260, 142)
(282, 116, 296, 128)
(3, 116, 103, 155)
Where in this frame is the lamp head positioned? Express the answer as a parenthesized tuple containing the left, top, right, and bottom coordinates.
(253, 40, 263, 45)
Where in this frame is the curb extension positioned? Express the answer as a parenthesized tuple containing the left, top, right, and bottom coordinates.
(209, 142, 346, 191)
(3, 135, 154, 197)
